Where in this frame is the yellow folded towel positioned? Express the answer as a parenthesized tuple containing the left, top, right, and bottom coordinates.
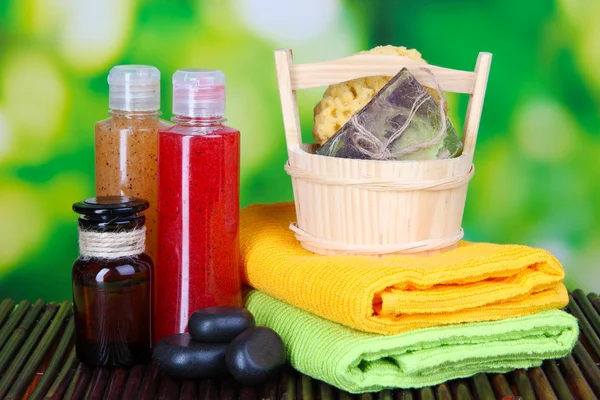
(240, 203, 568, 335)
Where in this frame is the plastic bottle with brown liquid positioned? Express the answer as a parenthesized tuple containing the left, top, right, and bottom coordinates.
(95, 65, 171, 262)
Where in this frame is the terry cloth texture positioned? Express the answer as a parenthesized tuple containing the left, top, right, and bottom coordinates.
(240, 203, 568, 334)
(245, 290, 579, 393)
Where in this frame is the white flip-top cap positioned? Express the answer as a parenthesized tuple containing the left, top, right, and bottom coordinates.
(172, 69, 225, 118)
(108, 65, 161, 112)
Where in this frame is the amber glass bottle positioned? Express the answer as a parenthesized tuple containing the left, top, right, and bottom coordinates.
(72, 196, 152, 367)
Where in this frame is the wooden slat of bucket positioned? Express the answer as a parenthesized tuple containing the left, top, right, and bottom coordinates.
(0, 298, 15, 329)
(0, 301, 55, 398)
(6, 301, 72, 400)
(0, 300, 30, 352)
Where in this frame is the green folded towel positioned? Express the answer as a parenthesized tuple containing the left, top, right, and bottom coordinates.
(245, 290, 579, 393)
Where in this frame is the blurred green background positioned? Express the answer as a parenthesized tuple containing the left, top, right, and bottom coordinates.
(0, 0, 598, 301)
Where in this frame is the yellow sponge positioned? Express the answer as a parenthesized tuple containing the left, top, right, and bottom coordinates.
(313, 45, 441, 145)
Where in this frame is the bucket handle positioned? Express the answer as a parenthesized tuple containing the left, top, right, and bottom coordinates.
(462, 52, 492, 155)
(274, 49, 492, 156)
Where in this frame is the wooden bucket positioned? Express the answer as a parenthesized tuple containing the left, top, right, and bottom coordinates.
(274, 49, 492, 256)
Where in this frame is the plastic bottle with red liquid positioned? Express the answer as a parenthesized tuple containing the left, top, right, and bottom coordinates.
(154, 69, 242, 343)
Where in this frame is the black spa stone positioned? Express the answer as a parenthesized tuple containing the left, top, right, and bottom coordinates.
(152, 333, 228, 379)
(188, 306, 255, 343)
(225, 327, 286, 385)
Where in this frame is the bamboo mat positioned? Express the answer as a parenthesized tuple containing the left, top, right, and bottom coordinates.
(0, 291, 598, 400)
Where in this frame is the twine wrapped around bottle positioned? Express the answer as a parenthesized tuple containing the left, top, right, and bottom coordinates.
(79, 226, 146, 259)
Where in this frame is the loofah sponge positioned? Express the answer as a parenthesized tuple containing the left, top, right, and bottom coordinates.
(313, 45, 443, 145)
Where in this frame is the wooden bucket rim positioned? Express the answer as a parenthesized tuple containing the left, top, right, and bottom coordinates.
(289, 145, 474, 168)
